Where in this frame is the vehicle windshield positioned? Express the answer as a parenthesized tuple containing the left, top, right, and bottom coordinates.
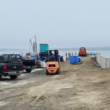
(80, 47, 85, 50)
(0, 56, 4, 60)
(3, 54, 22, 60)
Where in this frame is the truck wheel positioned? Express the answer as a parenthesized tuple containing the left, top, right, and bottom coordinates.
(46, 69, 49, 75)
(26, 69, 32, 73)
(56, 68, 59, 75)
(10, 75, 18, 80)
(78, 53, 80, 56)
(0, 75, 2, 79)
(59, 68, 61, 73)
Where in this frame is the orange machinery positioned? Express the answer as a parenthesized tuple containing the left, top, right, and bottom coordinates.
(45, 50, 60, 75)
(79, 47, 87, 56)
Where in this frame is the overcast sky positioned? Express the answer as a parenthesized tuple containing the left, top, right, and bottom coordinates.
(0, 0, 110, 49)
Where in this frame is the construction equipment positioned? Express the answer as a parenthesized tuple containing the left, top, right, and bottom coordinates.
(79, 47, 87, 56)
(45, 49, 60, 75)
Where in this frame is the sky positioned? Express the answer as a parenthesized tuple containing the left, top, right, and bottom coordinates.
(0, 0, 110, 49)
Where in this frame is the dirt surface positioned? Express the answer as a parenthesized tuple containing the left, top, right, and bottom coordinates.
(0, 57, 110, 110)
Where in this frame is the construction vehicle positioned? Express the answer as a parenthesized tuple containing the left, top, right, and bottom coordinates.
(45, 49, 60, 75)
(79, 47, 87, 56)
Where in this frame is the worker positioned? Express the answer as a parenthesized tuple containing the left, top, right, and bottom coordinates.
(26, 52, 31, 59)
(49, 51, 55, 58)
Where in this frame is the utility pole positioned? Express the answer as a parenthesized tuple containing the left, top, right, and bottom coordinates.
(35, 35, 37, 53)
(30, 35, 37, 61)
(35, 35, 37, 61)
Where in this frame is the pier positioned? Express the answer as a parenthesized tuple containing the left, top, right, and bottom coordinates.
(0, 57, 110, 109)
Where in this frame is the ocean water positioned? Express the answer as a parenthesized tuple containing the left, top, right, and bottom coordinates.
(0, 47, 110, 58)
(59, 47, 110, 58)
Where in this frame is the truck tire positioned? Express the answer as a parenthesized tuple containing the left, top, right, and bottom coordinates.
(46, 69, 49, 75)
(56, 68, 59, 75)
(26, 69, 32, 73)
(10, 75, 18, 80)
(0, 75, 2, 79)
(78, 53, 80, 56)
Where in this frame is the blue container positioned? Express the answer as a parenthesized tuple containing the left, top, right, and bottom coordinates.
(79, 57, 81, 62)
(40, 44, 49, 53)
(70, 56, 75, 64)
(74, 55, 79, 63)
(87, 53, 90, 56)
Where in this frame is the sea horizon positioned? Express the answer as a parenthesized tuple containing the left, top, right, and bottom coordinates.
(0, 46, 110, 58)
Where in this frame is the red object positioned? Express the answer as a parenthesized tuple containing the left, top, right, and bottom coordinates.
(79, 47, 86, 56)
(20, 61, 24, 69)
(26, 55, 31, 59)
(3, 65, 7, 70)
(26, 52, 31, 59)
(22, 65, 24, 69)
(20, 61, 23, 63)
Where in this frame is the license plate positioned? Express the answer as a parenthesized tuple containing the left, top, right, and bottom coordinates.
(28, 66, 30, 68)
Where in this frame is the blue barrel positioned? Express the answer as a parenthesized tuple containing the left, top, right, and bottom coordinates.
(70, 56, 75, 64)
(79, 57, 81, 62)
(74, 55, 79, 63)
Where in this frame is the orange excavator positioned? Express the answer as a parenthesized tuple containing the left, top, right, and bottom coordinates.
(45, 49, 60, 75)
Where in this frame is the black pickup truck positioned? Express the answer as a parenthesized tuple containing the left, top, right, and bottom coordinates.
(2, 54, 36, 73)
(0, 55, 23, 79)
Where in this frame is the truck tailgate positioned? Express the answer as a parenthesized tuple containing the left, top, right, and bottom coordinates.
(22, 60, 35, 66)
(6, 62, 23, 71)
